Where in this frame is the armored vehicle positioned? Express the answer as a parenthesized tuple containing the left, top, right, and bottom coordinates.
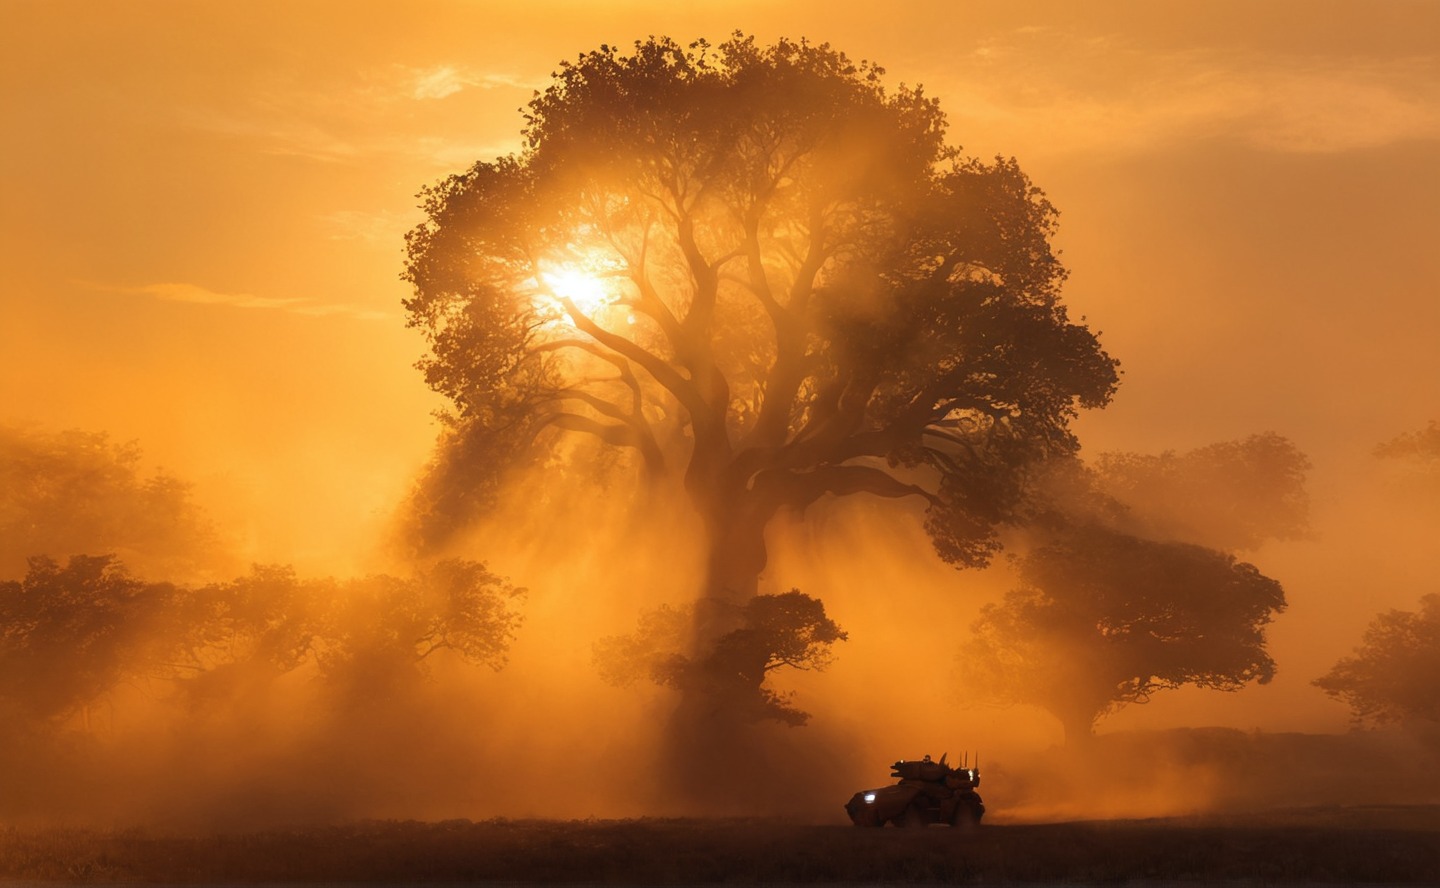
(844, 753, 984, 827)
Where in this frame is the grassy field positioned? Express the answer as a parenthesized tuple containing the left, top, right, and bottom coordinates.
(1, 807, 1437, 884)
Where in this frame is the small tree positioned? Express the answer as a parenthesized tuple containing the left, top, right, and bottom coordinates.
(959, 526, 1286, 743)
(1314, 594, 1440, 726)
(594, 589, 846, 725)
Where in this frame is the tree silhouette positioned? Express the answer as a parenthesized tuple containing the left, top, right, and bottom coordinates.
(163, 564, 323, 709)
(167, 560, 525, 709)
(0, 555, 176, 729)
(1093, 432, 1311, 551)
(959, 526, 1286, 744)
(0, 554, 524, 733)
(1314, 594, 1440, 727)
(0, 427, 221, 580)
(1374, 421, 1440, 507)
(1375, 421, 1440, 470)
(403, 36, 1117, 703)
(316, 560, 526, 706)
(594, 588, 845, 725)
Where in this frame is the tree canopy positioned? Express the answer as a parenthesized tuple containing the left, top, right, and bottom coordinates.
(1374, 421, 1440, 505)
(0, 426, 221, 581)
(956, 436, 1305, 743)
(594, 589, 845, 725)
(959, 525, 1286, 743)
(0, 555, 175, 727)
(1374, 421, 1440, 470)
(1314, 594, 1440, 727)
(401, 35, 1119, 607)
(0, 555, 525, 733)
(1092, 432, 1311, 551)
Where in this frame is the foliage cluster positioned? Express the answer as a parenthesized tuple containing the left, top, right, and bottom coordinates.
(1093, 432, 1311, 551)
(962, 525, 1286, 743)
(0, 427, 220, 581)
(1314, 593, 1440, 726)
(0, 554, 524, 735)
(1374, 419, 1440, 468)
(1311, 420, 1440, 731)
(593, 589, 846, 725)
(957, 434, 1305, 741)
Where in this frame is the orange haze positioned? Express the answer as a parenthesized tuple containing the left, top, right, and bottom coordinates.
(2, 1, 1438, 825)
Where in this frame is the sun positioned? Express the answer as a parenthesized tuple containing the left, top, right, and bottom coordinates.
(542, 268, 614, 320)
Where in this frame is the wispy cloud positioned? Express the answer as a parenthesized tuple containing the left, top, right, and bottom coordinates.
(85, 281, 393, 322)
(928, 29, 1440, 158)
(404, 65, 532, 100)
(318, 209, 418, 245)
(1235, 60, 1440, 153)
(182, 62, 537, 169)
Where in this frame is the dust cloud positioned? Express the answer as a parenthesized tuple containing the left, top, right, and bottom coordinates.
(0, 446, 683, 828)
(4, 421, 1438, 829)
(3, 5, 1438, 832)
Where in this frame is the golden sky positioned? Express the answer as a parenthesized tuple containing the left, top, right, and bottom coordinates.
(2, 0, 1438, 731)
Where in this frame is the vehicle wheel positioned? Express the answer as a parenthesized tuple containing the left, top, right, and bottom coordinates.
(855, 809, 883, 828)
(894, 803, 928, 828)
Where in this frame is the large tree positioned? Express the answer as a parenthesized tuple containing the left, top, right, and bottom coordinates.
(1314, 594, 1440, 727)
(960, 526, 1286, 744)
(403, 36, 1117, 633)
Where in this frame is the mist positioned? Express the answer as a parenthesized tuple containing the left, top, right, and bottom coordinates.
(3, 2, 1438, 832)
(3, 420, 1438, 828)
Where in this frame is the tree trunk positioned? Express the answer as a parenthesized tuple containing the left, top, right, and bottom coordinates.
(702, 508, 767, 600)
(659, 480, 788, 806)
(1048, 696, 1100, 748)
(690, 480, 772, 644)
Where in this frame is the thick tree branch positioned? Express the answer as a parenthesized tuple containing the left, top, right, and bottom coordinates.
(536, 411, 663, 471)
(746, 210, 830, 451)
(553, 295, 714, 433)
(555, 389, 666, 470)
(676, 213, 719, 334)
(759, 463, 938, 514)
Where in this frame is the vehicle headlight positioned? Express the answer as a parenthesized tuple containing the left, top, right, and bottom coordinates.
(863, 792, 876, 804)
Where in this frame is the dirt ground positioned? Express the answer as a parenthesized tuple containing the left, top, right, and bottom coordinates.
(1, 806, 1437, 884)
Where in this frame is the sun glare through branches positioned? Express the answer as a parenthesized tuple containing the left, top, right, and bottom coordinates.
(540, 268, 620, 327)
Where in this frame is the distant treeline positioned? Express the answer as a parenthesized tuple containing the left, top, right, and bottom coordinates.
(0, 553, 523, 736)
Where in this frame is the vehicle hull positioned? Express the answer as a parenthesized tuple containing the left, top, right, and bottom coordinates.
(844, 781, 984, 828)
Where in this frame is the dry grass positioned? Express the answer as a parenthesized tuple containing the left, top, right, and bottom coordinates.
(0, 808, 1436, 884)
